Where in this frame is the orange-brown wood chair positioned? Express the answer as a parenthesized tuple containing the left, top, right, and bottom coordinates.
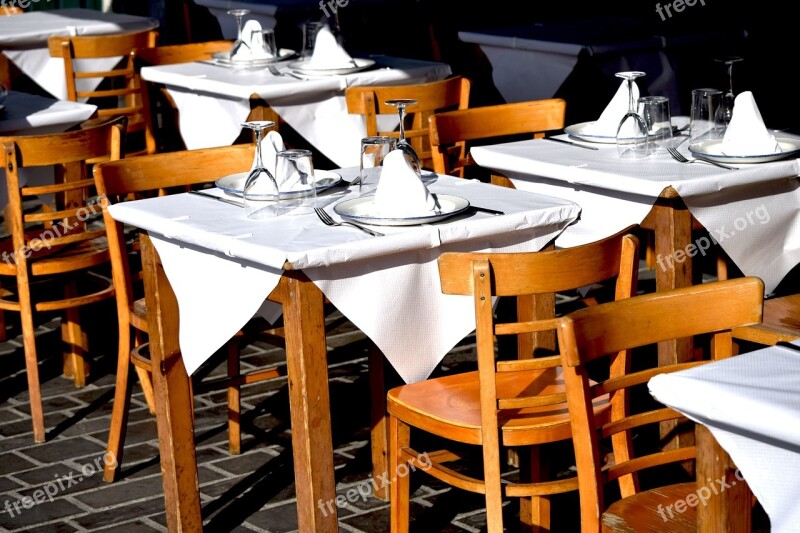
(93, 143, 288, 482)
(48, 29, 159, 157)
(1, 116, 126, 443)
(345, 76, 471, 171)
(0, 6, 24, 88)
(557, 277, 764, 532)
(429, 99, 567, 180)
(387, 225, 640, 532)
(732, 293, 800, 345)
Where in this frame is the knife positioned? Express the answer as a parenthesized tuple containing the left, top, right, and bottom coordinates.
(545, 137, 599, 150)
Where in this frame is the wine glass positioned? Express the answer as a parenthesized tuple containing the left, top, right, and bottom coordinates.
(713, 56, 743, 135)
(227, 9, 251, 58)
(241, 121, 283, 219)
(615, 71, 650, 159)
(385, 99, 422, 174)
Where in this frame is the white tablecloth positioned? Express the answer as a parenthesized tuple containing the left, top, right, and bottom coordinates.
(0, 90, 97, 209)
(139, 56, 452, 167)
(0, 8, 159, 100)
(648, 342, 800, 533)
(107, 169, 580, 383)
(471, 135, 800, 295)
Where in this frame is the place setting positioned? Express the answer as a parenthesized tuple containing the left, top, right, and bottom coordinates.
(286, 21, 375, 78)
(207, 9, 296, 68)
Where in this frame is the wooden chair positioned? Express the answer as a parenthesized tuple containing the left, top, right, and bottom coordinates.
(429, 99, 567, 179)
(345, 76, 471, 171)
(93, 143, 288, 482)
(557, 277, 764, 532)
(136, 40, 234, 153)
(1, 116, 126, 443)
(47, 29, 159, 157)
(0, 5, 24, 88)
(1, 6, 23, 15)
(387, 225, 641, 532)
(732, 293, 800, 345)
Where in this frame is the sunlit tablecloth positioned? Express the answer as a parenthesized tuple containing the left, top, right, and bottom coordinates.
(471, 134, 800, 294)
(107, 170, 580, 383)
(649, 342, 800, 533)
(139, 56, 452, 167)
(0, 8, 158, 100)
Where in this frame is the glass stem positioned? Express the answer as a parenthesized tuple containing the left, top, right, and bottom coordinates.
(255, 130, 264, 168)
(398, 106, 406, 143)
(627, 79, 635, 113)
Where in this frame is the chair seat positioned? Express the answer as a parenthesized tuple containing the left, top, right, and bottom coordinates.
(0, 235, 109, 276)
(130, 297, 148, 332)
(388, 366, 609, 447)
(602, 482, 697, 532)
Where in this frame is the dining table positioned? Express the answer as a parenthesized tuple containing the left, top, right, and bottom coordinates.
(138, 55, 452, 167)
(0, 8, 159, 100)
(648, 340, 800, 533)
(106, 168, 581, 531)
(471, 129, 800, 451)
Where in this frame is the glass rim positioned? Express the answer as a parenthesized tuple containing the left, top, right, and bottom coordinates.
(638, 95, 668, 102)
(692, 88, 723, 95)
(361, 136, 396, 145)
(277, 148, 313, 158)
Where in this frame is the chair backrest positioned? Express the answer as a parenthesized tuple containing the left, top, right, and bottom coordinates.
(136, 40, 234, 153)
(93, 143, 255, 325)
(1, 6, 24, 15)
(556, 277, 764, 531)
(436, 225, 640, 484)
(48, 29, 159, 156)
(345, 76, 471, 170)
(429, 98, 566, 177)
(1, 116, 125, 274)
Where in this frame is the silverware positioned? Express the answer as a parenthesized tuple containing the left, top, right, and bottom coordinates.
(470, 205, 504, 216)
(545, 137, 599, 151)
(268, 65, 304, 80)
(189, 190, 244, 207)
(667, 146, 737, 170)
(314, 207, 383, 237)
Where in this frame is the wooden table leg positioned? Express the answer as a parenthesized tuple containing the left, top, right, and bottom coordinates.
(368, 342, 390, 501)
(141, 234, 202, 532)
(696, 425, 752, 532)
(653, 197, 695, 455)
(278, 272, 338, 532)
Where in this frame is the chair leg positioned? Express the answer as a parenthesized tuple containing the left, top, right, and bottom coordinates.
(227, 339, 241, 455)
(62, 282, 87, 387)
(519, 445, 550, 533)
(369, 342, 389, 501)
(389, 416, 410, 533)
(133, 332, 156, 414)
(19, 294, 45, 442)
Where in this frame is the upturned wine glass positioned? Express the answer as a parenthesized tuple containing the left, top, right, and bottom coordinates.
(615, 71, 650, 159)
(385, 98, 422, 174)
(227, 9, 251, 58)
(242, 121, 283, 218)
(713, 56, 743, 135)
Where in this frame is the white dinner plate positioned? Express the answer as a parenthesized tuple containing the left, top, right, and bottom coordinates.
(333, 194, 470, 226)
(287, 58, 375, 76)
(210, 48, 297, 67)
(688, 138, 800, 164)
(215, 169, 341, 199)
(565, 116, 690, 144)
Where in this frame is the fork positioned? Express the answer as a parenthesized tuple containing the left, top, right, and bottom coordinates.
(667, 147, 737, 171)
(268, 65, 303, 80)
(314, 207, 384, 237)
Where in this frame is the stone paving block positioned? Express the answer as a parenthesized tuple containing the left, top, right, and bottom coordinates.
(72, 474, 165, 509)
(0, 476, 22, 493)
(91, 519, 163, 532)
(0, 496, 85, 530)
(15, 520, 79, 533)
(70, 496, 167, 530)
(17, 437, 106, 465)
(0, 452, 37, 475)
(0, 408, 25, 424)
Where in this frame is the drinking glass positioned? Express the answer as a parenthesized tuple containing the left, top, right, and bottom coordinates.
(255, 28, 277, 57)
(300, 21, 325, 58)
(242, 120, 282, 219)
(275, 149, 316, 215)
(713, 56, 743, 134)
(615, 71, 650, 159)
(359, 136, 396, 195)
(385, 98, 422, 174)
(227, 9, 251, 58)
(638, 96, 672, 149)
(689, 88, 722, 141)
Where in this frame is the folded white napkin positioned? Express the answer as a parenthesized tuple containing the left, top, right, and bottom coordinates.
(252, 130, 284, 178)
(303, 26, 355, 69)
(232, 20, 274, 61)
(584, 79, 640, 136)
(720, 91, 781, 156)
(373, 149, 437, 217)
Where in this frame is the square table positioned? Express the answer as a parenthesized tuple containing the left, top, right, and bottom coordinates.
(107, 169, 581, 531)
(648, 341, 800, 532)
(138, 56, 452, 167)
(0, 8, 159, 100)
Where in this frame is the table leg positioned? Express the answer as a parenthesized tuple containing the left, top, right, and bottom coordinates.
(696, 425, 752, 532)
(278, 272, 338, 532)
(653, 198, 695, 455)
(140, 234, 203, 532)
(368, 342, 390, 501)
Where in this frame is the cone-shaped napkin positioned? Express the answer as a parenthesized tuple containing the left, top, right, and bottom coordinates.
(584, 79, 640, 136)
(373, 150, 437, 217)
(720, 91, 781, 155)
(232, 20, 274, 61)
(304, 26, 355, 69)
